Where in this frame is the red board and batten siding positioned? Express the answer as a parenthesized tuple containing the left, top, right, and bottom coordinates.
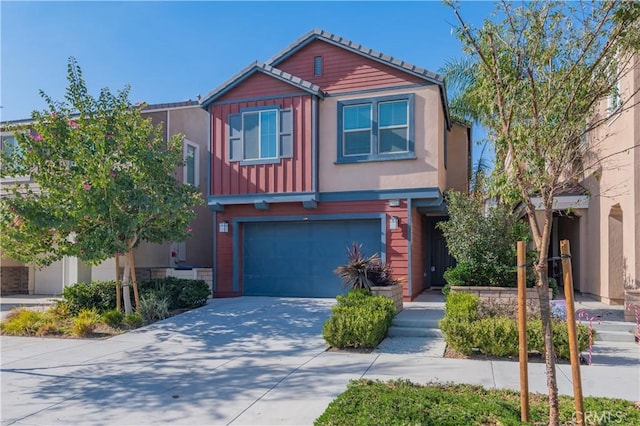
(214, 200, 413, 299)
(209, 94, 314, 196)
(411, 209, 426, 296)
(275, 40, 425, 94)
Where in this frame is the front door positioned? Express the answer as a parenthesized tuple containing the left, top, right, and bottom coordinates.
(426, 217, 456, 288)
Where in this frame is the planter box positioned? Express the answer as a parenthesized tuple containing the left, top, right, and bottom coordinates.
(371, 284, 403, 313)
(624, 289, 640, 323)
(449, 286, 552, 312)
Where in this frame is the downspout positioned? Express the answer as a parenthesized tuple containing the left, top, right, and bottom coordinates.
(212, 210, 217, 295)
(407, 199, 413, 299)
(312, 96, 319, 198)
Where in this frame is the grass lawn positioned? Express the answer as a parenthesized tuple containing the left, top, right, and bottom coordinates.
(315, 379, 640, 425)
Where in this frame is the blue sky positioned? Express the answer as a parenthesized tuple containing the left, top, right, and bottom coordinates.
(1, 1, 494, 161)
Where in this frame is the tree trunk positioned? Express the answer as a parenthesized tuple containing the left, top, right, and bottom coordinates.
(129, 250, 140, 310)
(536, 268, 559, 425)
(115, 255, 121, 311)
(122, 251, 133, 314)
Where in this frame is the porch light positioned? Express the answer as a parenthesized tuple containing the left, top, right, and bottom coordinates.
(388, 199, 400, 207)
(389, 216, 399, 230)
(218, 220, 229, 233)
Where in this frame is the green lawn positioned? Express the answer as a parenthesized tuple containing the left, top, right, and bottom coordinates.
(315, 379, 640, 426)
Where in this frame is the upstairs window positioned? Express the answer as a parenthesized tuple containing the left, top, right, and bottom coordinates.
(183, 140, 199, 186)
(228, 106, 293, 164)
(1, 134, 29, 182)
(337, 94, 415, 163)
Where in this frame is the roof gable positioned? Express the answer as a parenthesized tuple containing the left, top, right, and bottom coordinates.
(267, 29, 451, 128)
(199, 61, 323, 108)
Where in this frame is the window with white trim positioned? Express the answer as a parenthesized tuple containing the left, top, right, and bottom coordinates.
(183, 140, 199, 186)
(607, 61, 621, 115)
(1, 133, 29, 182)
(337, 94, 415, 163)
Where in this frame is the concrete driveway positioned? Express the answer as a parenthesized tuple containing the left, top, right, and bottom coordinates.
(2, 296, 639, 425)
(2, 297, 354, 425)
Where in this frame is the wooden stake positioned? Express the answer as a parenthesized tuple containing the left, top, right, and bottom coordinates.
(561, 240, 584, 426)
(115, 255, 121, 311)
(517, 241, 530, 423)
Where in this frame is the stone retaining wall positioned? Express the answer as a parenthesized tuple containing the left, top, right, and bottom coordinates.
(371, 284, 404, 313)
(449, 286, 552, 312)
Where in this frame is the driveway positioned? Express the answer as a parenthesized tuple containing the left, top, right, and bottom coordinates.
(2, 296, 638, 425)
(1, 297, 358, 425)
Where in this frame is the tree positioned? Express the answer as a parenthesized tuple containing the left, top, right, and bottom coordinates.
(0, 58, 202, 313)
(445, 1, 640, 423)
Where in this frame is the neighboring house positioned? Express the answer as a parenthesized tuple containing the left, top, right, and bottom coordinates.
(0, 101, 212, 295)
(199, 29, 471, 300)
(538, 53, 639, 305)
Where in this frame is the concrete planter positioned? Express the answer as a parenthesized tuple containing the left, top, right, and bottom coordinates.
(371, 284, 403, 313)
(624, 289, 640, 323)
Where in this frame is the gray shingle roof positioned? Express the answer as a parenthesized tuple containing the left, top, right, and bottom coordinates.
(268, 29, 445, 85)
(199, 61, 324, 109)
(267, 29, 451, 129)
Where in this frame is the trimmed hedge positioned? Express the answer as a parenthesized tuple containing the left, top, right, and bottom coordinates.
(440, 293, 590, 358)
(62, 277, 210, 313)
(323, 290, 396, 349)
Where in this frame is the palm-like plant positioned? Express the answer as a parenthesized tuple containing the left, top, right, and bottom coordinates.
(334, 243, 400, 290)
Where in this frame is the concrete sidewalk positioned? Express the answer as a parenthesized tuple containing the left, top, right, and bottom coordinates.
(1, 294, 639, 426)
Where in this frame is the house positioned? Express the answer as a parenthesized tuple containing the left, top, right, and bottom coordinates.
(199, 29, 471, 300)
(0, 101, 213, 295)
(544, 53, 639, 306)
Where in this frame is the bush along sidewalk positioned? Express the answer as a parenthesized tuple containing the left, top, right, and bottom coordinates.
(0, 277, 210, 338)
(315, 379, 640, 426)
(323, 289, 396, 349)
(439, 292, 589, 359)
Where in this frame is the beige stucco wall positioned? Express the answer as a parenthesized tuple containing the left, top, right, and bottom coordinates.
(446, 123, 470, 193)
(580, 53, 639, 303)
(318, 85, 443, 192)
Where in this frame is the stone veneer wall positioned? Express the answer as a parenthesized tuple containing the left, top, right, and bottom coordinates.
(149, 268, 213, 294)
(371, 284, 404, 313)
(1, 266, 29, 295)
(449, 286, 553, 312)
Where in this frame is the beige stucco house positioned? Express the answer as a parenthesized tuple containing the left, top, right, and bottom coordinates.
(544, 53, 639, 309)
(0, 101, 212, 295)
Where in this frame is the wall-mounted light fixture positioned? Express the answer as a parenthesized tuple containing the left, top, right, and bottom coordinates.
(389, 216, 399, 230)
(218, 220, 229, 233)
(388, 199, 400, 207)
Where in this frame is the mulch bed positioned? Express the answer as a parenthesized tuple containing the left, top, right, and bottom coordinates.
(443, 345, 572, 364)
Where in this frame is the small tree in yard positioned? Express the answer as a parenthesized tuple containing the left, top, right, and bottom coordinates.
(0, 58, 202, 313)
(445, 1, 639, 423)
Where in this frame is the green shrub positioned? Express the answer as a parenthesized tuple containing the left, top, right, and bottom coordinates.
(62, 281, 116, 313)
(178, 280, 210, 308)
(139, 294, 170, 322)
(441, 315, 590, 358)
(0, 309, 50, 336)
(49, 300, 72, 319)
(71, 309, 100, 337)
(123, 312, 144, 328)
(323, 291, 396, 348)
(138, 277, 209, 310)
(102, 309, 124, 328)
(444, 292, 478, 321)
(315, 379, 640, 426)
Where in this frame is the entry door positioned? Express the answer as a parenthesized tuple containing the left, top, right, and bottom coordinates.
(426, 218, 456, 288)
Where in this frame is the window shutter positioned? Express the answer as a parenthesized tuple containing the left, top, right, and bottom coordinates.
(279, 108, 293, 158)
(228, 113, 242, 161)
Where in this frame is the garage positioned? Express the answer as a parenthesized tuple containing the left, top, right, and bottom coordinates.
(242, 219, 382, 297)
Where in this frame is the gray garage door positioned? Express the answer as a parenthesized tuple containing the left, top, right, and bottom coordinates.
(243, 219, 382, 297)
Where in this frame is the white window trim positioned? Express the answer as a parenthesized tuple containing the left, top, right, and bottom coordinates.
(183, 139, 199, 187)
(242, 109, 279, 161)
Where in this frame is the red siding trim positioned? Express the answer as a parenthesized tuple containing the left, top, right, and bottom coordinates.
(209, 94, 313, 196)
(213, 200, 419, 299)
(218, 72, 304, 101)
(411, 209, 425, 298)
(276, 40, 424, 93)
